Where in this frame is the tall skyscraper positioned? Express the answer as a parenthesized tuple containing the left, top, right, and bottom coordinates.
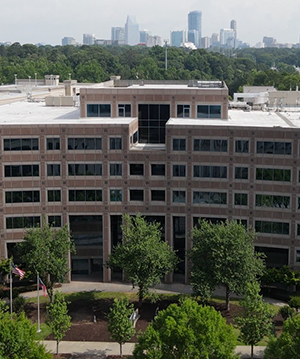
(230, 20, 237, 39)
(188, 10, 202, 48)
(170, 30, 186, 47)
(125, 16, 139, 46)
(220, 29, 235, 48)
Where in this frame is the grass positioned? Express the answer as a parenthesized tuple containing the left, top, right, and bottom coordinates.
(35, 323, 52, 340)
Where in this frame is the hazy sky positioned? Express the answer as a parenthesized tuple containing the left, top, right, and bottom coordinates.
(1, 0, 300, 46)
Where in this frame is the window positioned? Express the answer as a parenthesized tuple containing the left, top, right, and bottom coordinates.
(69, 190, 102, 202)
(177, 104, 190, 118)
(118, 104, 131, 117)
(151, 164, 165, 176)
(255, 221, 290, 235)
(256, 194, 290, 209)
(5, 190, 40, 203)
(256, 168, 291, 182)
(173, 165, 186, 177)
(109, 138, 122, 150)
(297, 224, 300, 236)
(133, 131, 138, 144)
(194, 165, 227, 178)
(193, 191, 227, 204)
(194, 139, 227, 152)
(47, 164, 61, 176)
(235, 140, 249, 153)
(256, 141, 292, 155)
(68, 138, 102, 150)
(296, 249, 300, 263)
(197, 105, 221, 119)
(151, 190, 165, 201)
(110, 163, 122, 176)
(173, 138, 186, 151)
(87, 104, 111, 117)
(4, 138, 39, 151)
(235, 167, 249, 180)
(47, 190, 61, 202)
(48, 216, 62, 227)
(110, 189, 122, 202)
(172, 191, 186, 203)
(130, 164, 144, 176)
(234, 193, 248, 206)
(130, 190, 144, 201)
(68, 163, 102, 176)
(46, 138, 60, 150)
(4, 165, 39, 177)
(6, 216, 40, 229)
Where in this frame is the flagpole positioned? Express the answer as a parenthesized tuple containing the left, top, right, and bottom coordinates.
(10, 259, 13, 316)
(37, 272, 41, 333)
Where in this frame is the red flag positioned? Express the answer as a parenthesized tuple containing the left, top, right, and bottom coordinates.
(38, 277, 47, 297)
(11, 263, 25, 279)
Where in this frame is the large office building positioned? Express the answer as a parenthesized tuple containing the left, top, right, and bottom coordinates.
(125, 16, 140, 46)
(0, 78, 300, 283)
(170, 30, 186, 48)
(188, 10, 202, 48)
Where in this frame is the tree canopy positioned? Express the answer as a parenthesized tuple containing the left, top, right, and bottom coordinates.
(107, 214, 178, 307)
(133, 298, 237, 359)
(17, 221, 75, 302)
(190, 220, 265, 310)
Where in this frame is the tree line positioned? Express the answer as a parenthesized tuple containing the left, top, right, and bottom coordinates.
(2, 43, 300, 95)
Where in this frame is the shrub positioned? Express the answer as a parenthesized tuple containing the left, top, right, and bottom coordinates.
(288, 296, 300, 312)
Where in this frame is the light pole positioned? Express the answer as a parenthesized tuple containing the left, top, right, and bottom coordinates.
(28, 76, 31, 85)
(69, 73, 71, 80)
(164, 39, 168, 71)
(14, 74, 17, 85)
(34, 73, 37, 86)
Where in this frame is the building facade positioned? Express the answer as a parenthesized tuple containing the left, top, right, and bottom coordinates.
(125, 16, 139, 46)
(188, 10, 202, 48)
(1, 79, 300, 283)
(170, 30, 186, 48)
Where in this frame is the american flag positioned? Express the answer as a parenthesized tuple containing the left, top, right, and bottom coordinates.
(38, 276, 47, 297)
(11, 263, 25, 279)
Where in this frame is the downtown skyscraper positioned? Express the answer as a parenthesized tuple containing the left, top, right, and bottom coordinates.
(188, 10, 202, 48)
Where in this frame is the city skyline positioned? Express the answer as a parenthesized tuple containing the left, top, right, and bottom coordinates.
(1, 0, 300, 46)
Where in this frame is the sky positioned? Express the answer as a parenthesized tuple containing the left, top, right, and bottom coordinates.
(1, 0, 300, 46)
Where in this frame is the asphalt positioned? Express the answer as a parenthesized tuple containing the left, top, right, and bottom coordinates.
(25, 278, 286, 358)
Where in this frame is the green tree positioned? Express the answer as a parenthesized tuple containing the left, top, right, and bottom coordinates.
(190, 220, 265, 310)
(234, 282, 276, 359)
(133, 298, 237, 359)
(17, 221, 75, 302)
(264, 314, 300, 359)
(46, 291, 71, 355)
(0, 308, 51, 359)
(107, 214, 178, 307)
(108, 298, 135, 357)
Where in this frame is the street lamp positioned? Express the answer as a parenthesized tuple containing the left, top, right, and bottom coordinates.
(14, 74, 17, 85)
(34, 73, 37, 86)
(28, 76, 31, 85)
(68, 73, 71, 80)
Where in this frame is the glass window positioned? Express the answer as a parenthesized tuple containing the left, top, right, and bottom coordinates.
(3, 138, 39, 151)
(173, 165, 186, 177)
(234, 193, 248, 206)
(197, 105, 221, 119)
(4, 165, 39, 177)
(173, 138, 186, 151)
(235, 140, 249, 153)
(5, 190, 40, 203)
(110, 163, 122, 176)
(87, 104, 111, 117)
(118, 104, 131, 117)
(256, 168, 291, 182)
(194, 165, 227, 179)
(193, 191, 227, 204)
(177, 105, 190, 118)
(129, 190, 144, 201)
(110, 189, 122, 202)
(255, 221, 290, 235)
(130, 164, 144, 176)
(47, 138, 60, 150)
(68, 189, 102, 202)
(151, 190, 165, 201)
(256, 141, 292, 155)
(47, 164, 61, 176)
(235, 167, 248, 180)
(256, 194, 290, 209)
(68, 138, 102, 150)
(48, 216, 62, 227)
(194, 139, 227, 152)
(172, 191, 186, 203)
(68, 163, 102, 176)
(48, 189, 61, 202)
(109, 138, 122, 150)
(151, 164, 165, 176)
(6, 216, 40, 229)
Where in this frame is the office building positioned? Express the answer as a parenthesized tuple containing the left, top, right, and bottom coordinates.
(230, 20, 237, 39)
(111, 27, 125, 45)
(220, 28, 235, 47)
(83, 34, 96, 45)
(62, 37, 77, 46)
(188, 10, 202, 47)
(1, 78, 300, 283)
(170, 30, 186, 48)
(125, 16, 139, 46)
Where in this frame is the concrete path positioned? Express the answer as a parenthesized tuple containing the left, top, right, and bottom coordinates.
(42, 341, 266, 358)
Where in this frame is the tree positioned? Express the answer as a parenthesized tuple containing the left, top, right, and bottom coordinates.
(133, 298, 237, 359)
(46, 291, 71, 355)
(190, 220, 265, 310)
(107, 214, 178, 307)
(108, 298, 135, 357)
(234, 282, 276, 359)
(264, 314, 300, 359)
(0, 306, 51, 359)
(17, 221, 75, 302)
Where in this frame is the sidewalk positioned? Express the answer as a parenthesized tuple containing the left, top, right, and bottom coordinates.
(42, 341, 266, 358)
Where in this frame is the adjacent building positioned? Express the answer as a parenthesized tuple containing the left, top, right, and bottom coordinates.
(188, 10, 202, 48)
(125, 16, 140, 46)
(1, 78, 300, 283)
(170, 30, 186, 48)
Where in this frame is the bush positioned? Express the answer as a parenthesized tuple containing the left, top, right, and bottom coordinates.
(12, 295, 26, 314)
(279, 305, 295, 320)
(288, 296, 300, 312)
